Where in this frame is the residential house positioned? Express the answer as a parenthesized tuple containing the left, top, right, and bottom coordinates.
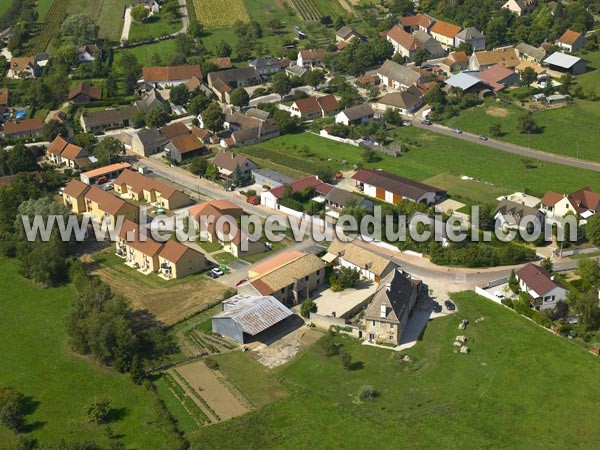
(249, 56, 288, 76)
(398, 13, 434, 33)
(212, 149, 258, 183)
(557, 29, 586, 53)
(187, 76, 213, 98)
(260, 175, 334, 210)
(438, 51, 469, 74)
(469, 48, 520, 71)
(429, 20, 461, 49)
(352, 169, 445, 205)
(543, 52, 586, 75)
(212, 294, 294, 343)
(516, 43, 546, 63)
(540, 187, 600, 220)
(413, 30, 446, 58)
(77, 44, 99, 63)
(115, 220, 163, 273)
(80, 106, 138, 132)
(444, 71, 491, 94)
(221, 109, 280, 147)
(477, 64, 520, 91)
(158, 240, 206, 280)
(502, 0, 535, 16)
(134, 89, 169, 113)
(0, 26, 13, 44)
(84, 186, 139, 227)
(2, 118, 43, 139)
(142, 65, 203, 88)
(297, 49, 325, 68)
(62, 179, 91, 214)
(7, 57, 40, 79)
(191, 126, 219, 145)
(364, 268, 423, 345)
(516, 263, 568, 311)
(251, 168, 294, 189)
(376, 85, 425, 114)
(335, 103, 375, 126)
(335, 26, 364, 45)
(165, 134, 208, 162)
(239, 251, 327, 306)
(494, 198, 545, 232)
(189, 199, 264, 258)
(386, 25, 422, 60)
(114, 169, 191, 210)
(67, 83, 102, 104)
(46, 135, 92, 169)
(131, 128, 165, 157)
(515, 60, 546, 78)
(454, 27, 486, 51)
(207, 67, 261, 102)
(289, 94, 340, 120)
(133, 0, 160, 14)
(377, 59, 422, 91)
(324, 240, 395, 282)
(285, 64, 308, 78)
(80, 162, 132, 185)
(159, 121, 190, 141)
(324, 187, 373, 216)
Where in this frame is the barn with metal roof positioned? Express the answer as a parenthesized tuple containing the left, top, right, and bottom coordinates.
(212, 295, 294, 343)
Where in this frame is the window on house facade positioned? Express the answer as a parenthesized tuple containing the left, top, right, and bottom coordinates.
(371, 320, 376, 327)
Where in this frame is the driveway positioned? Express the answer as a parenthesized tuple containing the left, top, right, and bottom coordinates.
(121, 7, 132, 42)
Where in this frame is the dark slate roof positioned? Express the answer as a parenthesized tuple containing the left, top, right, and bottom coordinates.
(352, 169, 445, 200)
(364, 269, 421, 323)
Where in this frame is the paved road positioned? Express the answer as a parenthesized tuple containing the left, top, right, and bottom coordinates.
(412, 120, 600, 172)
(173, 0, 189, 36)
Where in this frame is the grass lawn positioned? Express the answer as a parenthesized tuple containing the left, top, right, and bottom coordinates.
(0, 0, 13, 18)
(35, 0, 55, 18)
(0, 257, 172, 447)
(193, 0, 249, 27)
(241, 129, 600, 202)
(241, 239, 289, 263)
(212, 251, 237, 265)
(116, 39, 178, 66)
(128, 14, 182, 41)
(198, 239, 224, 253)
(575, 50, 600, 91)
(423, 172, 510, 205)
(188, 291, 600, 448)
(446, 101, 600, 163)
(153, 374, 199, 433)
(96, 0, 128, 41)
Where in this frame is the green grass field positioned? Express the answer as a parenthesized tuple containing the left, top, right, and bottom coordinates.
(241, 129, 600, 202)
(115, 39, 178, 66)
(188, 291, 600, 449)
(35, 0, 55, 19)
(0, 257, 172, 447)
(0, 0, 13, 18)
(575, 50, 600, 91)
(128, 14, 182, 41)
(446, 101, 600, 163)
(96, 0, 128, 41)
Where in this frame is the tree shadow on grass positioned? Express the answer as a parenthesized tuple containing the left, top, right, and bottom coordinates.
(106, 406, 128, 424)
(349, 361, 365, 371)
(21, 395, 45, 433)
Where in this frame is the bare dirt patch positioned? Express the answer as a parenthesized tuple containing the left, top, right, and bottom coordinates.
(253, 327, 323, 369)
(86, 257, 228, 326)
(486, 107, 510, 118)
(176, 360, 250, 421)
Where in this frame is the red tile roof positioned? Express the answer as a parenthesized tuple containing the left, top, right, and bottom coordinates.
(143, 65, 202, 82)
(159, 240, 197, 263)
(387, 25, 422, 51)
(3, 118, 43, 135)
(63, 179, 90, 198)
(169, 134, 205, 155)
(67, 83, 102, 101)
(250, 250, 304, 276)
(160, 122, 190, 140)
(118, 220, 163, 256)
(398, 13, 433, 29)
(0, 88, 8, 106)
(81, 162, 131, 181)
(114, 169, 181, 200)
(299, 49, 325, 60)
(558, 29, 583, 46)
(267, 175, 333, 199)
(430, 20, 461, 38)
(46, 136, 69, 156)
(211, 57, 232, 69)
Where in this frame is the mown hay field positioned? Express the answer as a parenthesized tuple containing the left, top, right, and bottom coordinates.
(193, 0, 249, 27)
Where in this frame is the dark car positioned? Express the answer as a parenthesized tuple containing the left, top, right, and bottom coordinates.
(207, 271, 218, 279)
(421, 119, 432, 125)
(444, 300, 456, 311)
(432, 302, 442, 313)
(478, 135, 488, 141)
(235, 279, 248, 287)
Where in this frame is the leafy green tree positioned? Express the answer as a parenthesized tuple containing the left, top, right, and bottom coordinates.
(132, 111, 146, 128)
(270, 71, 292, 96)
(189, 157, 208, 176)
(201, 103, 225, 132)
(300, 298, 317, 318)
(84, 396, 112, 424)
(129, 355, 145, 385)
(424, 84, 446, 105)
(540, 257, 553, 273)
(169, 84, 190, 106)
(517, 111, 539, 134)
(43, 119, 67, 141)
(61, 14, 99, 46)
(489, 122, 502, 137)
(216, 41, 232, 57)
(587, 213, 600, 247)
(508, 269, 520, 294)
(0, 386, 27, 432)
(73, 133, 98, 150)
(340, 350, 352, 370)
(413, 48, 428, 66)
(7, 144, 38, 174)
(306, 70, 325, 89)
(93, 137, 124, 166)
(273, 109, 298, 133)
(569, 289, 600, 331)
(131, 4, 149, 23)
(361, 147, 380, 163)
(230, 87, 250, 107)
(117, 53, 142, 95)
(578, 259, 600, 289)
(357, 385, 375, 402)
(145, 107, 170, 128)
(520, 67, 537, 87)
(188, 93, 210, 116)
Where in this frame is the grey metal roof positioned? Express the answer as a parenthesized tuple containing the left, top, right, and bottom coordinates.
(252, 168, 294, 185)
(136, 128, 164, 146)
(214, 295, 293, 336)
(516, 43, 546, 61)
(81, 106, 138, 127)
(339, 103, 374, 121)
(455, 27, 484, 41)
(377, 60, 421, 86)
(444, 71, 483, 90)
(543, 51, 581, 69)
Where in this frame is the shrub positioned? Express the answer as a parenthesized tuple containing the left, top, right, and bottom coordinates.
(340, 350, 352, 370)
(357, 385, 376, 402)
(205, 357, 219, 370)
(84, 396, 112, 424)
(300, 299, 317, 318)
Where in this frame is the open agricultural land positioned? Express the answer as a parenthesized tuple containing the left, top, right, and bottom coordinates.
(187, 292, 600, 449)
(0, 257, 174, 448)
(240, 129, 600, 204)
